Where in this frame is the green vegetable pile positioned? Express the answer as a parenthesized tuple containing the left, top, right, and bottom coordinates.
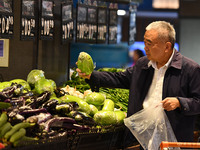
(64, 68, 90, 93)
(64, 66, 129, 112)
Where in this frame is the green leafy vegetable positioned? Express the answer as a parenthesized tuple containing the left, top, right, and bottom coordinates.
(27, 70, 45, 89)
(77, 52, 94, 75)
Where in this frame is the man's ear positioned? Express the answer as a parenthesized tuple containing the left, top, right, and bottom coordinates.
(165, 42, 172, 52)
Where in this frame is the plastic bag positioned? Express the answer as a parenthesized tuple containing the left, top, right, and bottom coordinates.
(124, 103, 180, 150)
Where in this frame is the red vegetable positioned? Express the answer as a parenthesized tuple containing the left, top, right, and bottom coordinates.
(0, 143, 5, 149)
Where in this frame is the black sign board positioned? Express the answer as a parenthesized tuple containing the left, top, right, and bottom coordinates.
(20, 0, 36, 40)
(108, 8, 117, 44)
(128, 5, 137, 45)
(0, 0, 14, 38)
(87, 6, 97, 41)
(97, 7, 107, 43)
(76, 4, 88, 41)
(61, 2, 73, 43)
(40, 0, 54, 40)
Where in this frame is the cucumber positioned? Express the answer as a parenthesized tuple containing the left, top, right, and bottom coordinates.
(0, 122, 12, 138)
(9, 128, 26, 143)
(13, 136, 38, 147)
(114, 110, 126, 124)
(4, 122, 31, 140)
(94, 110, 117, 126)
(102, 99, 114, 111)
(89, 104, 98, 116)
(0, 112, 8, 128)
(0, 102, 11, 110)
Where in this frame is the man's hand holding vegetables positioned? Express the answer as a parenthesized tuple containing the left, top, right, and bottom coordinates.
(76, 68, 91, 80)
(76, 21, 200, 149)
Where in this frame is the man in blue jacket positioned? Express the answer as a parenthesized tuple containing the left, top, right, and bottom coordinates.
(77, 21, 200, 148)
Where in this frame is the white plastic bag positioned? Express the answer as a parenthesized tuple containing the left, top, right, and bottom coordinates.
(124, 103, 180, 150)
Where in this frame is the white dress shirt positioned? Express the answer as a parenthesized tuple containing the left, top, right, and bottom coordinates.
(143, 49, 175, 109)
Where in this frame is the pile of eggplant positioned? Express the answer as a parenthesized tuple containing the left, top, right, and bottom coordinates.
(0, 84, 100, 148)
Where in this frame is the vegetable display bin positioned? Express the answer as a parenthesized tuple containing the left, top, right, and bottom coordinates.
(4, 125, 125, 150)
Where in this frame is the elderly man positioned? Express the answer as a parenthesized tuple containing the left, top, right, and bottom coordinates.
(77, 21, 200, 148)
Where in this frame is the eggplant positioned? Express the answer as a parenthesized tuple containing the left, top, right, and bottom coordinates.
(9, 97, 26, 107)
(55, 104, 71, 116)
(26, 113, 52, 124)
(7, 108, 25, 125)
(68, 111, 96, 125)
(59, 123, 90, 131)
(54, 88, 67, 98)
(56, 102, 79, 116)
(41, 99, 58, 113)
(43, 117, 76, 132)
(0, 84, 24, 100)
(48, 130, 68, 139)
(27, 91, 51, 109)
(19, 108, 48, 118)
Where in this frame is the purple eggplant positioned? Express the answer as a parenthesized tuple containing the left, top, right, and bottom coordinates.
(27, 91, 51, 109)
(58, 123, 90, 131)
(19, 108, 48, 118)
(41, 99, 58, 114)
(68, 111, 96, 125)
(26, 112, 52, 124)
(9, 97, 26, 107)
(0, 84, 24, 100)
(54, 88, 67, 98)
(43, 117, 77, 132)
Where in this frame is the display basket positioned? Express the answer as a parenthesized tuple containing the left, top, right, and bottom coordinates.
(4, 124, 125, 150)
(160, 141, 200, 150)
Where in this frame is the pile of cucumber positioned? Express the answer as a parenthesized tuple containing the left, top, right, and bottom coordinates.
(0, 112, 37, 147)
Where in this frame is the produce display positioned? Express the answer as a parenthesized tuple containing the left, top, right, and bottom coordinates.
(65, 67, 129, 111)
(0, 69, 127, 149)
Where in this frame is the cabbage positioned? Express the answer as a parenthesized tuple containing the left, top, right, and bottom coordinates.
(34, 78, 56, 95)
(85, 92, 105, 106)
(27, 70, 45, 89)
(0, 81, 12, 92)
(10, 79, 31, 90)
(77, 52, 94, 75)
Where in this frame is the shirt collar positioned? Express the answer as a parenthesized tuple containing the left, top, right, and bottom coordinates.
(148, 49, 175, 69)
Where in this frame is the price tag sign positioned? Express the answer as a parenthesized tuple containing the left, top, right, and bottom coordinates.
(97, 7, 107, 43)
(20, 0, 36, 40)
(108, 8, 117, 44)
(62, 2, 73, 43)
(128, 5, 137, 45)
(87, 6, 97, 41)
(76, 4, 88, 41)
(40, 0, 54, 40)
(0, 0, 14, 38)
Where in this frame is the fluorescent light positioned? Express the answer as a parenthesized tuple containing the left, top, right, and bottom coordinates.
(117, 10, 126, 16)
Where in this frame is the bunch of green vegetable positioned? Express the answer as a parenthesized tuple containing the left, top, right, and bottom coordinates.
(63, 68, 90, 93)
(99, 88, 129, 112)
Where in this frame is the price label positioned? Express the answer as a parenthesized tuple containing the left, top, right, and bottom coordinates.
(0, 15, 14, 38)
